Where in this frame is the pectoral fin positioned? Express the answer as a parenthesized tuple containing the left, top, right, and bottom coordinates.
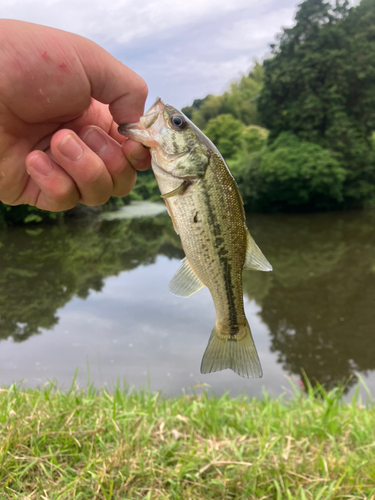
(161, 181, 191, 199)
(244, 230, 272, 272)
(169, 258, 205, 297)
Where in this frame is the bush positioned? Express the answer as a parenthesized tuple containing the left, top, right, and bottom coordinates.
(204, 116, 268, 160)
(0, 203, 59, 227)
(229, 133, 347, 212)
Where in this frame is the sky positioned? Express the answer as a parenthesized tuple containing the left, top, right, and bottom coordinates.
(1, 0, 360, 110)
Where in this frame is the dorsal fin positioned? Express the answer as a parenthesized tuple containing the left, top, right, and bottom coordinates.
(244, 230, 272, 272)
(169, 258, 205, 297)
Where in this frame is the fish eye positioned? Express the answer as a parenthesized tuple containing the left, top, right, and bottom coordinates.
(170, 114, 187, 130)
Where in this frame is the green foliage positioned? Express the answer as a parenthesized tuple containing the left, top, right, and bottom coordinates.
(128, 169, 160, 202)
(230, 133, 346, 211)
(243, 209, 375, 389)
(186, 94, 228, 130)
(225, 63, 264, 126)
(258, 0, 375, 208)
(203, 114, 245, 159)
(242, 125, 269, 153)
(180, 96, 211, 120)
(182, 61, 264, 130)
(0, 202, 59, 227)
(204, 116, 269, 160)
(0, 215, 182, 343)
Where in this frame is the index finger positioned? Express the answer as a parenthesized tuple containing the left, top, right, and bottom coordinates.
(72, 33, 148, 123)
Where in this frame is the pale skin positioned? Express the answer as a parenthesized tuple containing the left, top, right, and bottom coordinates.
(0, 20, 151, 211)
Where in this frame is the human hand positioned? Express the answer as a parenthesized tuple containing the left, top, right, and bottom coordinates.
(0, 20, 150, 211)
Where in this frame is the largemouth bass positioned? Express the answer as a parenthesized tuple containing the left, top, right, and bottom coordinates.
(119, 98, 272, 378)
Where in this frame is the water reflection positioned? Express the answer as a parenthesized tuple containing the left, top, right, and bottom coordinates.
(0, 215, 182, 343)
(0, 207, 374, 393)
(244, 211, 375, 390)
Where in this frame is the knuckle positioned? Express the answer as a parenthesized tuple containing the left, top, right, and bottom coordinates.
(108, 157, 127, 177)
(112, 173, 136, 198)
(49, 183, 79, 210)
(83, 190, 111, 207)
(137, 79, 149, 101)
(0, 179, 21, 205)
(81, 161, 106, 186)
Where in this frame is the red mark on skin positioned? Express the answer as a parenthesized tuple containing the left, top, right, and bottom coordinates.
(41, 51, 49, 61)
(59, 62, 68, 71)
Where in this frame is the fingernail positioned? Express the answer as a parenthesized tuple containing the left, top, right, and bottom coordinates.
(59, 134, 83, 160)
(28, 154, 53, 176)
(82, 128, 107, 154)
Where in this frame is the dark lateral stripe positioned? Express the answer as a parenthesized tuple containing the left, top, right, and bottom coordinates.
(201, 168, 238, 333)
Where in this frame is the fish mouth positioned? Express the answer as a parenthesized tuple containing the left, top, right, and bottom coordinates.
(118, 97, 165, 146)
(118, 121, 151, 145)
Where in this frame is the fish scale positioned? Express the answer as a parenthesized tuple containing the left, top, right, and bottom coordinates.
(170, 153, 247, 335)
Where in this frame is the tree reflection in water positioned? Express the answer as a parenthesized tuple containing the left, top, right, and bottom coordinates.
(243, 210, 375, 390)
(0, 215, 182, 343)
(1, 209, 374, 391)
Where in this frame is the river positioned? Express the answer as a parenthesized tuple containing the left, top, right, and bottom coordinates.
(0, 202, 374, 399)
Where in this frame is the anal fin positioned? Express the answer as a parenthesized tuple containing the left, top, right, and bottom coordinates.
(169, 258, 205, 297)
(244, 230, 272, 272)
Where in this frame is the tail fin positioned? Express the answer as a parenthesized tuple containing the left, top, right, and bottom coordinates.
(200, 322, 263, 378)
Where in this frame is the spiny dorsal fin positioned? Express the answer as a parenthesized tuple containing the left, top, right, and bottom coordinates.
(169, 258, 205, 297)
(244, 230, 272, 272)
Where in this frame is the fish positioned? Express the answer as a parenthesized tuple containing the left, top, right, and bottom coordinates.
(118, 98, 272, 378)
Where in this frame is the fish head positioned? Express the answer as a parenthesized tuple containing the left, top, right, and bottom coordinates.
(118, 98, 210, 178)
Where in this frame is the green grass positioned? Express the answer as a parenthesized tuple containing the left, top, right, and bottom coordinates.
(1, 377, 375, 499)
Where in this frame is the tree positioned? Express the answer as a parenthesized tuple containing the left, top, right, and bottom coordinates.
(203, 114, 246, 159)
(257, 132, 346, 209)
(258, 0, 375, 207)
(224, 62, 264, 126)
(229, 132, 345, 211)
(182, 61, 264, 130)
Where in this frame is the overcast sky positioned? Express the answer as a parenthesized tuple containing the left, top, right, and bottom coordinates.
(1, 0, 360, 110)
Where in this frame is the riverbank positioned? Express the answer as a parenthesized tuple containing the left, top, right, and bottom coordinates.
(1, 380, 374, 499)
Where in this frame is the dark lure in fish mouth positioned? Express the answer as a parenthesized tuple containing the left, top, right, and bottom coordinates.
(118, 123, 137, 136)
(117, 122, 152, 146)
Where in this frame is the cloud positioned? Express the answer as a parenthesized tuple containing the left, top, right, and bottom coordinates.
(2, 0, 361, 109)
(2, 0, 277, 45)
(220, 7, 296, 51)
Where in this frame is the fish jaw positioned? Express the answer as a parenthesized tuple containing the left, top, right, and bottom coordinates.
(118, 97, 166, 147)
(118, 122, 154, 147)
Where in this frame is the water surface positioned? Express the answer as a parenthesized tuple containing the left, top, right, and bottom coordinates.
(0, 205, 374, 398)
